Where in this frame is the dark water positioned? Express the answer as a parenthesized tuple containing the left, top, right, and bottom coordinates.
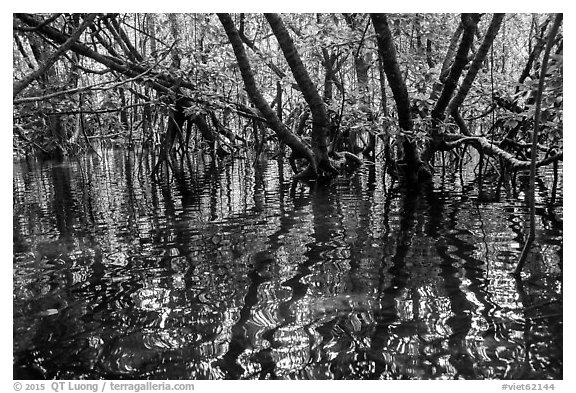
(13, 149, 562, 380)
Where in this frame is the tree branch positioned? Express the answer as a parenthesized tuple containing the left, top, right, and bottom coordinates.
(13, 14, 97, 98)
(445, 134, 563, 169)
(431, 13, 480, 122)
(370, 13, 412, 131)
(14, 13, 181, 94)
(448, 13, 504, 134)
(265, 13, 336, 175)
(14, 13, 61, 32)
(110, 16, 143, 62)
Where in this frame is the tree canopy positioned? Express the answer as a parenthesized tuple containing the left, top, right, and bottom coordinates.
(13, 13, 562, 185)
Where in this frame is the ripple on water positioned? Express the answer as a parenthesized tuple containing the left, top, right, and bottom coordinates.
(12, 151, 562, 379)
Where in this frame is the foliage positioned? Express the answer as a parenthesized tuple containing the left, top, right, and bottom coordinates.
(12, 13, 562, 180)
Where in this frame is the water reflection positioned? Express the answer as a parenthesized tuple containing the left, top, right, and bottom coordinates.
(13, 149, 562, 379)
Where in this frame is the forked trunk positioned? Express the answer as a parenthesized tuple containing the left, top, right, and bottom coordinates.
(431, 13, 481, 122)
(265, 13, 337, 177)
(217, 13, 316, 175)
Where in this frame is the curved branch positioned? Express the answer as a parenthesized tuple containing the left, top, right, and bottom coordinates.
(14, 13, 174, 94)
(445, 135, 562, 169)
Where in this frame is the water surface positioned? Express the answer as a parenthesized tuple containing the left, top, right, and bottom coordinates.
(13, 149, 562, 379)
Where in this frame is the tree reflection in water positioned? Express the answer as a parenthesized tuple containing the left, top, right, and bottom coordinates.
(13, 149, 562, 379)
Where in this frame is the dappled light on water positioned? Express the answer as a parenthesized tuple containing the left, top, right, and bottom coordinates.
(13, 149, 562, 379)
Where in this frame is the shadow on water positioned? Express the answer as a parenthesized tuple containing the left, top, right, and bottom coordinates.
(13, 149, 562, 379)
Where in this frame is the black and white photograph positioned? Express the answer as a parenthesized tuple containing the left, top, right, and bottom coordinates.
(12, 9, 564, 384)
